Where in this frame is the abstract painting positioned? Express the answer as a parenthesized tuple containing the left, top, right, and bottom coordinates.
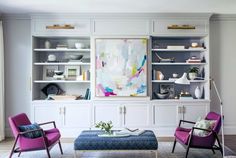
(95, 38, 148, 97)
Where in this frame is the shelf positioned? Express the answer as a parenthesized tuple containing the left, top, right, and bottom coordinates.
(151, 99, 210, 103)
(152, 48, 207, 52)
(34, 80, 90, 83)
(152, 80, 207, 83)
(34, 62, 90, 66)
(34, 48, 90, 52)
(152, 62, 206, 65)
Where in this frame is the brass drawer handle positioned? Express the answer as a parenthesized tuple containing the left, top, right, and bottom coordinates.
(167, 24, 195, 30)
(46, 24, 75, 29)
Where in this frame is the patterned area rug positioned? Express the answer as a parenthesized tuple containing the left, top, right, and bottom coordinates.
(0, 142, 234, 158)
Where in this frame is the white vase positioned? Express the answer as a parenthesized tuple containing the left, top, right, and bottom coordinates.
(189, 73, 197, 80)
(195, 86, 202, 99)
(45, 40, 51, 49)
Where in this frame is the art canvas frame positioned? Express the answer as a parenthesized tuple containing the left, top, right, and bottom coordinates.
(43, 66, 58, 80)
(65, 65, 81, 80)
(95, 38, 148, 97)
(160, 84, 175, 99)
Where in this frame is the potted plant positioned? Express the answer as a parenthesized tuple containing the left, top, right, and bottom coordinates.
(188, 67, 199, 80)
(95, 121, 113, 134)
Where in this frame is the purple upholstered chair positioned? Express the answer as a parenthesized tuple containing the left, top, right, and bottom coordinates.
(172, 112, 223, 158)
(8, 113, 63, 158)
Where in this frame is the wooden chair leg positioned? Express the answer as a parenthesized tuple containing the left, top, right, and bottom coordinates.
(58, 141, 63, 155)
(172, 139, 177, 153)
(212, 149, 215, 154)
(215, 133, 223, 155)
(185, 146, 190, 158)
(9, 135, 19, 158)
(45, 147, 51, 158)
(18, 152, 21, 157)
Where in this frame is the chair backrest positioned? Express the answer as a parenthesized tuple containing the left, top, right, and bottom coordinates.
(205, 112, 221, 134)
(8, 113, 31, 138)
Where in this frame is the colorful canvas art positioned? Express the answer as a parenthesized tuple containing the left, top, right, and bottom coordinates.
(95, 38, 148, 97)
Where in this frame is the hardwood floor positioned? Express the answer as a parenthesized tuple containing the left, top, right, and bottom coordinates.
(225, 135, 236, 153)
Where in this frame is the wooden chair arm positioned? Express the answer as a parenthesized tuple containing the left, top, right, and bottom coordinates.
(38, 121, 56, 128)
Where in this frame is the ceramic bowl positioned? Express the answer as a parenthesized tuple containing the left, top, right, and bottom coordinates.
(154, 92, 169, 99)
(54, 70, 64, 76)
(69, 55, 83, 60)
(75, 43, 85, 49)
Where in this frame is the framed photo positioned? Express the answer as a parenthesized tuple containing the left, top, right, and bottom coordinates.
(65, 66, 81, 80)
(43, 66, 58, 80)
(160, 84, 175, 99)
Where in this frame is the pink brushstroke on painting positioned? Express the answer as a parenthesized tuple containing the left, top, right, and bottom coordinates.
(97, 84, 117, 97)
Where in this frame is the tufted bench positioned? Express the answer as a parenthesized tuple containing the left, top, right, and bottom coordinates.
(74, 130, 158, 157)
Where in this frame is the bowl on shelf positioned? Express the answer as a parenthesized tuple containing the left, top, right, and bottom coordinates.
(75, 43, 85, 49)
(69, 55, 83, 60)
(153, 92, 169, 99)
(54, 70, 64, 76)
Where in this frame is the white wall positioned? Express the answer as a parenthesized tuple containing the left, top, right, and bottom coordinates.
(210, 16, 236, 134)
(3, 17, 31, 136)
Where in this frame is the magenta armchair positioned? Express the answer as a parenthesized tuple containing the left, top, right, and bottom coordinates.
(8, 113, 63, 158)
(172, 112, 223, 158)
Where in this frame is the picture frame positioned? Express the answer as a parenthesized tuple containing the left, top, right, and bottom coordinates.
(95, 38, 148, 97)
(65, 65, 81, 80)
(43, 66, 58, 80)
(160, 84, 175, 99)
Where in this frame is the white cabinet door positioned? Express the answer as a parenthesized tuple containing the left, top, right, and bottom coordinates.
(183, 104, 209, 122)
(34, 105, 62, 128)
(93, 19, 150, 35)
(64, 104, 91, 128)
(124, 104, 149, 128)
(154, 104, 178, 127)
(94, 104, 122, 127)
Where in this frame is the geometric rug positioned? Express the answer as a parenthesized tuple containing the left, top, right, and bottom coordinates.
(0, 142, 234, 158)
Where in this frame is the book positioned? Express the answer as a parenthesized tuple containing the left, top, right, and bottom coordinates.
(114, 128, 145, 136)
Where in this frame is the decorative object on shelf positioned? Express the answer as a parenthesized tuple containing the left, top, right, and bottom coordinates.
(191, 42, 198, 48)
(167, 45, 185, 50)
(95, 121, 113, 134)
(84, 88, 91, 100)
(95, 38, 147, 97)
(56, 44, 68, 50)
(188, 67, 199, 80)
(41, 83, 64, 96)
(172, 73, 178, 78)
(82, 70, 90, 81)
(174, 73, 190, 85)
(53, 70, 65, 80)
(65, 65, 81, 80)
(43, 65, 58, 80)
(153, 91, 169, 99)
(75, 43, 85, 49)
(157, 71, 164, 80)
(44, 40, 51, 49)
(46, 24, 75, 29)
(179, 91, 193, 100)
(155, 53, 175, 63)
(48, 95, 80, 100)
(186, 56, 202, 63)
(167, 24, 195, 30)
(47, 54, 56, 62)
(194, 86, 202, 99)
(160, 84, 175, 99)
(69, 55, 83, 62)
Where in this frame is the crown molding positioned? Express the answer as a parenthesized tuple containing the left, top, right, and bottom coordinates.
(1, 14, 31, 20)
(211, 14, 236, 21)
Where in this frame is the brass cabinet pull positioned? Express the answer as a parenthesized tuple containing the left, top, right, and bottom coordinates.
(46, 24, 75, 29)
(167, 24, 195, 30)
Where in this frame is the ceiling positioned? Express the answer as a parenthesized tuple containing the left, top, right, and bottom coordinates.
(0, 0, 236, 14)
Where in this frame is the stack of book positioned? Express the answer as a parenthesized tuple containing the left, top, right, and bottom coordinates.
(186, 58, 202, 63)
(179, 93, 193, 100)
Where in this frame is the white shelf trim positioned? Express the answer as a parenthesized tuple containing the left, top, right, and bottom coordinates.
(152, 48, 207, 52)
(34, 80, 90, 83)
(152, 62, 206, 65)
(34, 62, 91, 66)
(34, 48, 90, 52)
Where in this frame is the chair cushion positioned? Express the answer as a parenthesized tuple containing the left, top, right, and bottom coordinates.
(18, 123, 43, 138)
(193, 118, 216, 136)
(175, 127, 191, 145)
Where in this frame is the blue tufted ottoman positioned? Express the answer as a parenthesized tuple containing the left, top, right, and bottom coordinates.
(74, 130, 158, 158)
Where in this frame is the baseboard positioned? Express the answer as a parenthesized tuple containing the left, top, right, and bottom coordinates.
(224, 125, 236, 135)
